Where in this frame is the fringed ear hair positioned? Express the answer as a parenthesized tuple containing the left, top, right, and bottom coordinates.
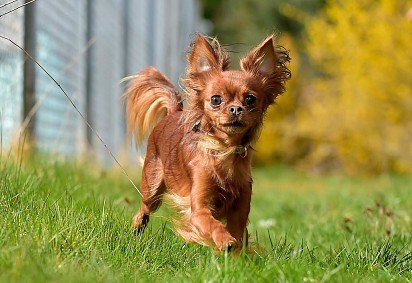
(240, 35, 291, 105)
(184, 34, 230, 93)
(188, 34, 230, 74)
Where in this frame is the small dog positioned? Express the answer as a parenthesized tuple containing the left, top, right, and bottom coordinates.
(125, 34, 290, 250)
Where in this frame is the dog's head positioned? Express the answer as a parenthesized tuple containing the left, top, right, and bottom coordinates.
(183, 34, 290, 145)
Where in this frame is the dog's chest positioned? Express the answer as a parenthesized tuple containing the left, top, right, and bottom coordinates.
(212, 156, 251, 198)
(210, 171, 250, 217)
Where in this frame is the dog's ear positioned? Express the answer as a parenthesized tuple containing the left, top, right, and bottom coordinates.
(240, 35, 277, 76)
(240, 35, 291, 105)
(188, 34, 229, 74)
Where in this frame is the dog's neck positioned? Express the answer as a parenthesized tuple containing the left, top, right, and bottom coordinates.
(192, 118, 255, 158)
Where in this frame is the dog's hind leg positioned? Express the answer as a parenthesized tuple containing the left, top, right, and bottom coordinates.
(132, 152, 165, 234)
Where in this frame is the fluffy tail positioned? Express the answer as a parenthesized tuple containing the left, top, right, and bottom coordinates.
(125, 67, 183, 143)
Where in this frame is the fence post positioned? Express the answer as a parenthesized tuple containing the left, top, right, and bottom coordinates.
(122, 0, 129, 135)
(23, 0, 37, 143)
(85, 0, 94, 148)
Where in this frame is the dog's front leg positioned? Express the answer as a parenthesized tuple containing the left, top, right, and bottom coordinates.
(226, 184, 252, 248)
(190, 178, 236, 250)
(191, 207, 236, 250)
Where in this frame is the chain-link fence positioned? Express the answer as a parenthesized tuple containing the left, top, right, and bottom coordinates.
(0, 0, 205, 164)
(0, 4, 23, 149)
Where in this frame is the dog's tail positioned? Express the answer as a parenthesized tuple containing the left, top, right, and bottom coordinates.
(125, 67, 183, 143)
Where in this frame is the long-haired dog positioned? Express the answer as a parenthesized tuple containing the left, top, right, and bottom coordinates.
(125, 34, 290, 251)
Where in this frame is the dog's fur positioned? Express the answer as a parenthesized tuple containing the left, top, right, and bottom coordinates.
(125, 34, 290, 250)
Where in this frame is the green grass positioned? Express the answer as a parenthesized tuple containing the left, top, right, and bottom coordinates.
(0, 157, 411, 282)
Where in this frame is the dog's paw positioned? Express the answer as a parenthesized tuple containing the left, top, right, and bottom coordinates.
(132, 213, 149, 235)
(212, 227, 237, 251)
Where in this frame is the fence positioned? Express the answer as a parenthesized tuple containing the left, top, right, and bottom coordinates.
(0, 4, 24, 149)
(0, 0, 205, 165)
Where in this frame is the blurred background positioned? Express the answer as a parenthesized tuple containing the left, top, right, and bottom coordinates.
(0, 0, 411, 175)
(0, 0, 206, 165)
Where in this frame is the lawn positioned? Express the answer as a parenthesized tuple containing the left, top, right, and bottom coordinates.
(0, 157, 411, 282)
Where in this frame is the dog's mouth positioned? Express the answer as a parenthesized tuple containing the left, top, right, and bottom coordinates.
(221, 120, 246, 127)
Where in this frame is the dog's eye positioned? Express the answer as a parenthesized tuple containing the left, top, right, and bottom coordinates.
(210, 95, 222, 106)
(244, 94, 256, 106)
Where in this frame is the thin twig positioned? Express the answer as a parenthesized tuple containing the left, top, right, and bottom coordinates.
(16, 128, 26, 180)
(16, 38, 96, 144)
(0, 0, 36, 18)
(0, 0, 20, 9)
(0, 110, 3, 167)
(0, 35, 142, 197)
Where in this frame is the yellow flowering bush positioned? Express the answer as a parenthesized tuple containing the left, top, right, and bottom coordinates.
(255, 0, 412, 174)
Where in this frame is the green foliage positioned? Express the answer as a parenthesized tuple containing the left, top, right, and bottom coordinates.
(200, 0, 324, 59)
(1, 159, 411, 281)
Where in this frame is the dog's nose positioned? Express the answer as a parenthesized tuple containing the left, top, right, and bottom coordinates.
(228, 106, 244, 116)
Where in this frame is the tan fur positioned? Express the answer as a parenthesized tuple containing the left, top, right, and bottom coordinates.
(197, 134, 249, 158)
(125, 66, 183, 144)
(164, 193, 211, 246)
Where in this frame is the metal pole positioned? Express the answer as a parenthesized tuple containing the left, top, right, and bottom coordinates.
(147, 0, 155, 66)
(85, 0, 94, 147)
(122, 0, 129, 135)
(23, 0, 37, 142)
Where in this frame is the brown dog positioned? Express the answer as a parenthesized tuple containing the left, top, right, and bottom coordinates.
(125, 34, 290, 250)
